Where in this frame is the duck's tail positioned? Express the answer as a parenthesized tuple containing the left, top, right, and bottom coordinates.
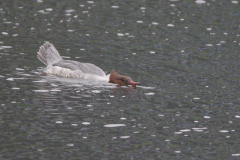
(37, 42, 63, 66)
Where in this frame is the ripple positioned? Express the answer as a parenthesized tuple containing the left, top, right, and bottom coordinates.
(117, 33, 124, 36)
(34, 90, 49, 92)
(179, 129, 191, 132)
(50, 89, 61, 92)
(206, 44, 213, 47)
(92, 90, 101, 93)
(231, 1, 238, 4)
(12, 87, 20, 90)
(167, 24, 174, 27)
(82, 122, 90, 125)
(193, 97, 200, 100)
(120, 136, 130, 139)
(2, 32, 8, 35)
(111, 6, 119, 8)
(219, 130, 229, 133)
(104, 124, 126, 127)
(195, 0, 206, 4)
(144, 92, 155, 96)
(6, 78, 14, 81)
(204, 116, 210, 119)
(56, 121, 63, 124)
(65, 9, 75, 13)
(46, 8, 53, 11)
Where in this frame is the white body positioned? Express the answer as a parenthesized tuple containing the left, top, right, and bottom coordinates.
(37, 42, 109, 82)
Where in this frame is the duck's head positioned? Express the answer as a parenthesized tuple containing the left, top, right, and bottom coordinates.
(109, 70, 141, 86)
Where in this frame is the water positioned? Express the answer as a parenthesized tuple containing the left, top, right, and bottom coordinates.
(1, 0, 240, 159)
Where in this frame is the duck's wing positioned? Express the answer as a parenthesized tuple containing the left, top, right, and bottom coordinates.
(53, 60, 106, 77)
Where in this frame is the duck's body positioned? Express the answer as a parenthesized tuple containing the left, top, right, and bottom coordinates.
(37, 42, 140, 86)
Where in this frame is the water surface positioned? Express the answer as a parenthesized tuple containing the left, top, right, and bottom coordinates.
(1, 0, 240, 159)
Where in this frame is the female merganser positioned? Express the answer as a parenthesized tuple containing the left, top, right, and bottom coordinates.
(37, 42, 140, 86)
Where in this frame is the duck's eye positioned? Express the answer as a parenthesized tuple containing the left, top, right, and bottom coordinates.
(121, 79, 125, 82)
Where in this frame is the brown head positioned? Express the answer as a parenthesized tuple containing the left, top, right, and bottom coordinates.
(109, 70, 141, 86)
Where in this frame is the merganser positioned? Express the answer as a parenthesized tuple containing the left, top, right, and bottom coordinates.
(37, 42, 140, 86)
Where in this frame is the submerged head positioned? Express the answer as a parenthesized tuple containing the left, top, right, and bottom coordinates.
(109, 70, 141, 86)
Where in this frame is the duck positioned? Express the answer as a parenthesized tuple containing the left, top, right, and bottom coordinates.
(37, 42, 140, 86)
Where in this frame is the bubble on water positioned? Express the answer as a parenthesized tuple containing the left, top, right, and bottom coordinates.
(167, 24, 174, 27)
(158, 114, 164, 117)
(235, 115, 240, 118)
(137, 21, 143, 23)
(174, 132, 182, 134)
(170, 4, 176, 7)
(12, 34, 18, 37)
(207, 28, 212, 31)
(120, 117, 126, 120)
(67, 30, 74, 32)
(223, 33, 228, 35)
(87, 1, 94, 3)
(175, 151, 181, 153)
(232, 154, 240, 156)
(149, 51, 155, 54)
(67, 144, 74, 146)
(37, 0, 43, 2)
(152, 22, 158, 25)
(140, 7, 145, 10)
(180, 19, 184, 21)
(204, 116, 210, 119)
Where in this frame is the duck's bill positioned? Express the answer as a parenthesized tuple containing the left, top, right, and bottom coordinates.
(128, 80, 141, 86)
